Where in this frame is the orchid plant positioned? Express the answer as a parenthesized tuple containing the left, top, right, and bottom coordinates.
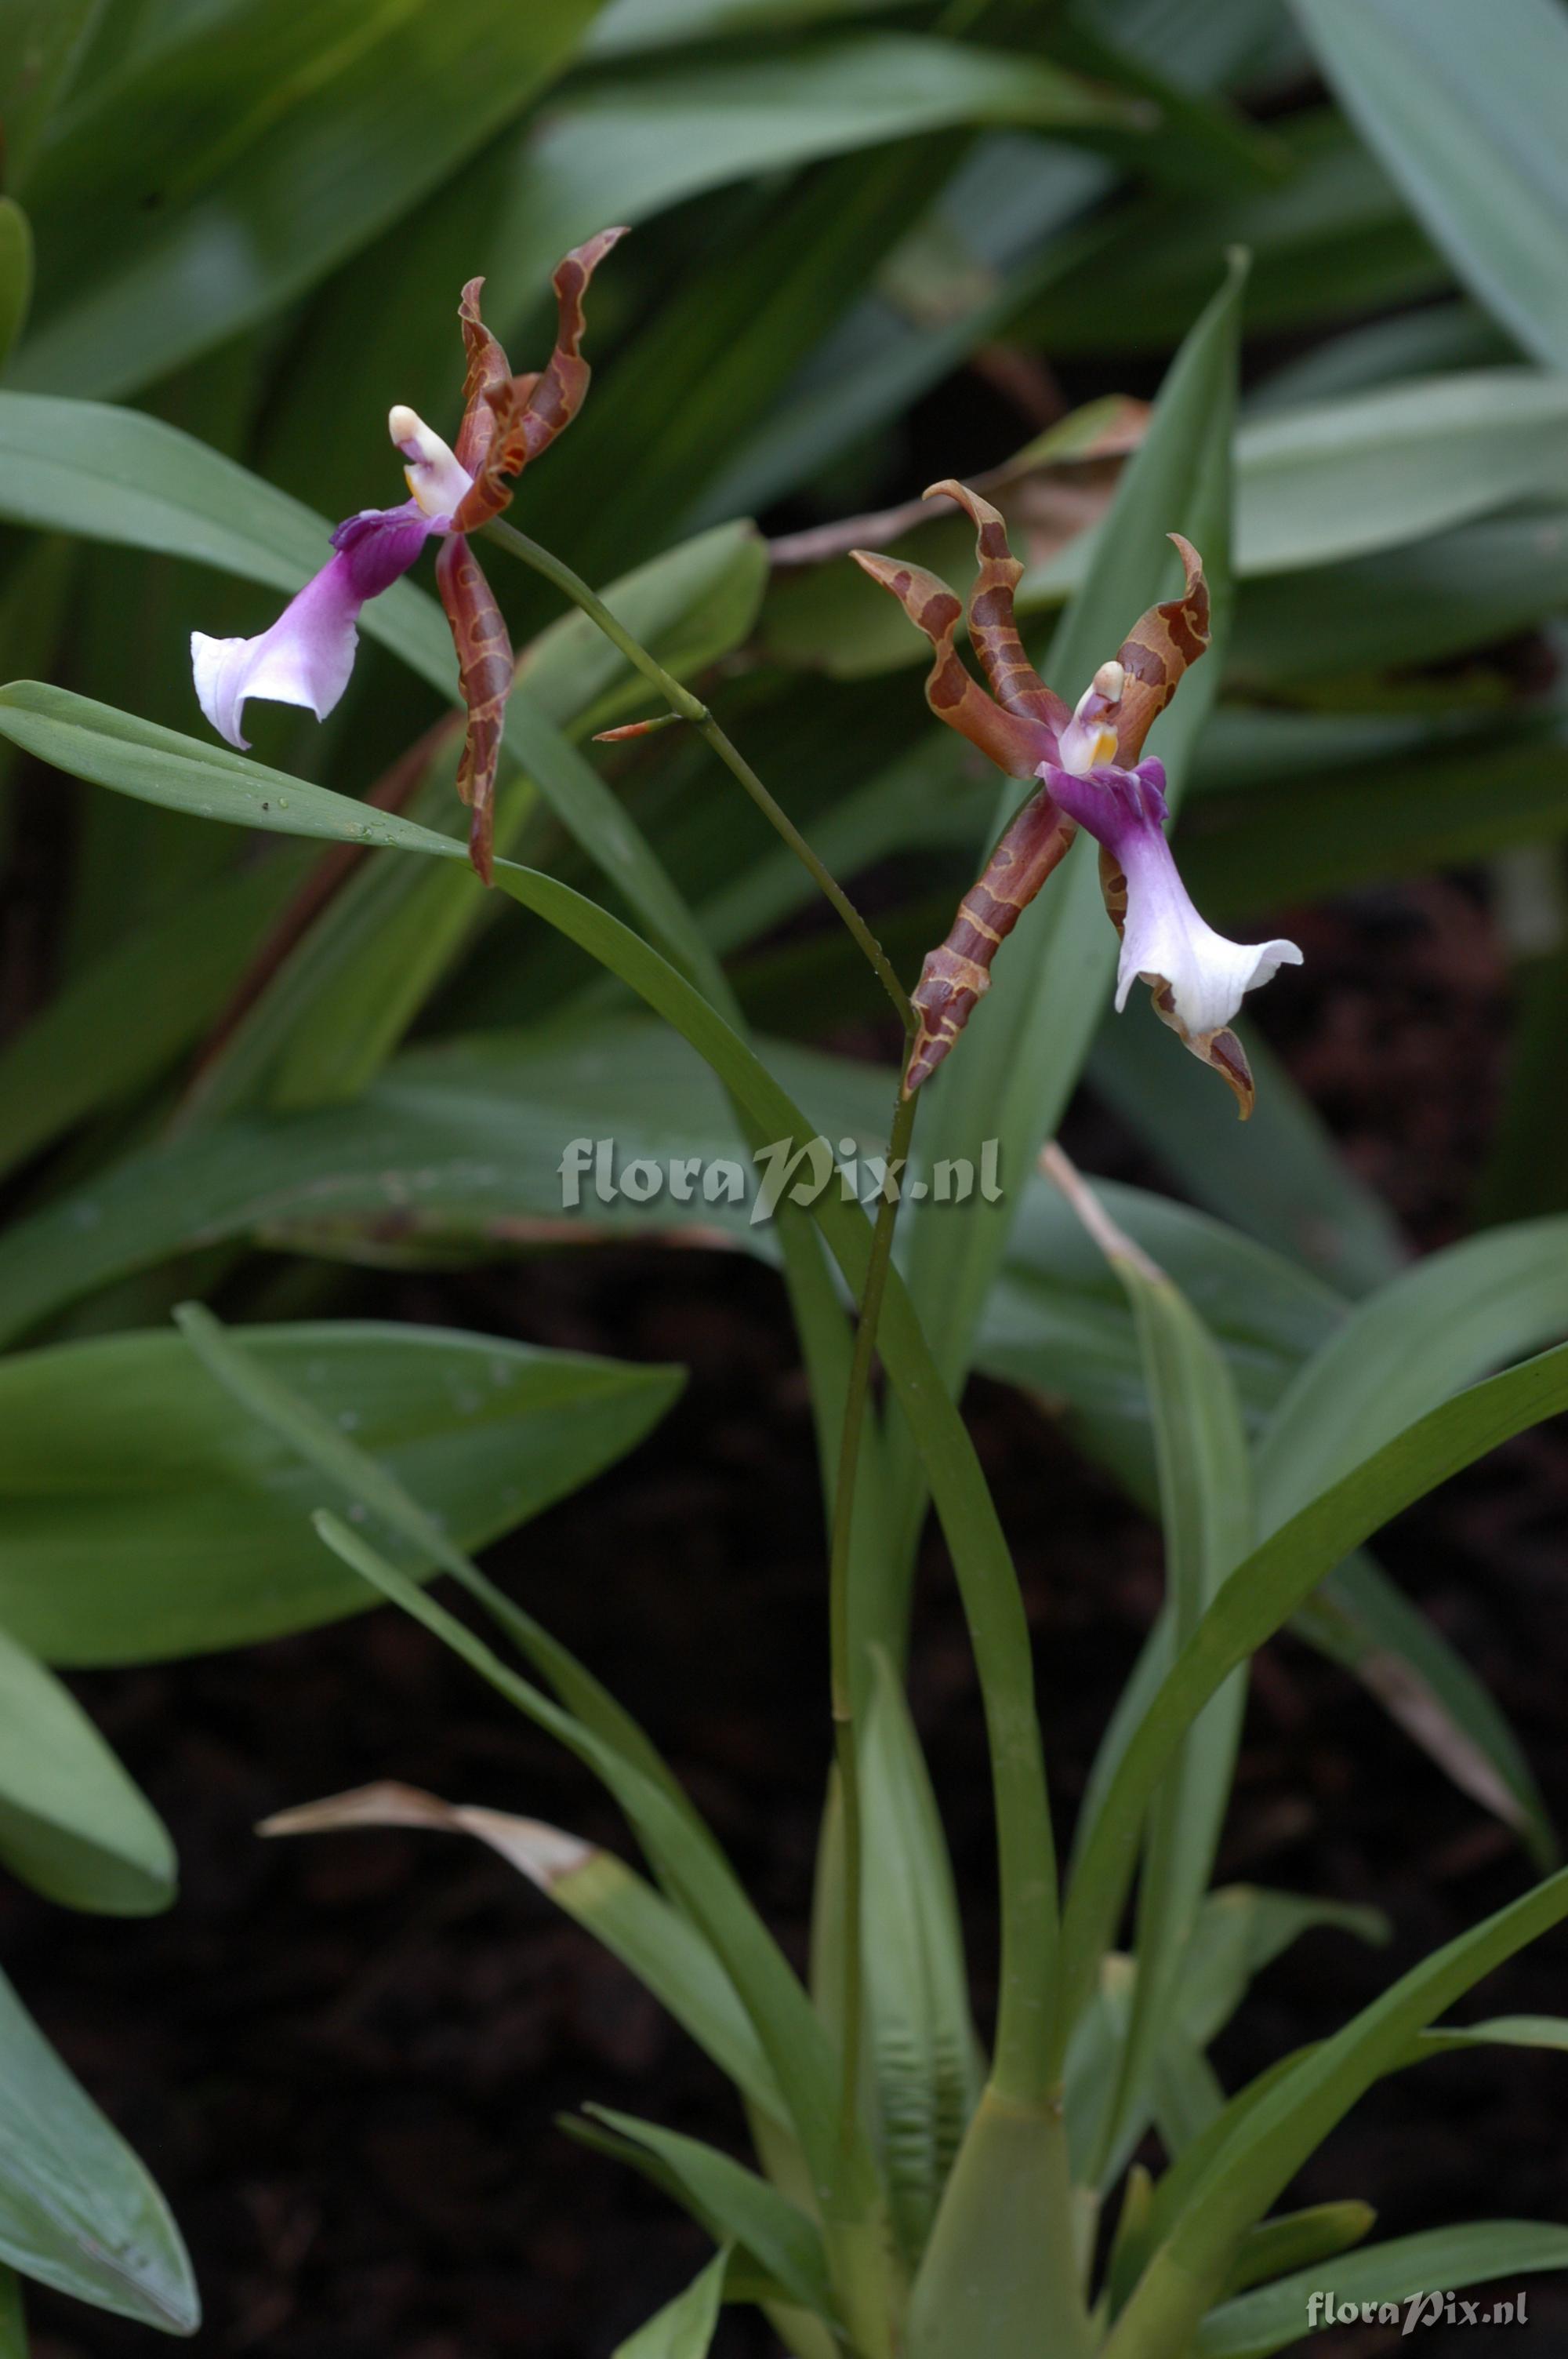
(67, 252, 1557, 2359)
(5, 25, 1568, 2354)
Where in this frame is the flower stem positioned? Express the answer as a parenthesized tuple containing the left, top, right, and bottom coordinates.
(483, 517, 914, 1035)
(829, 1068, 920, 2160)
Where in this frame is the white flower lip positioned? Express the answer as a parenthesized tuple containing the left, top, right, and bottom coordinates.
(1113, 820, 1302, 1040)
(387, 403, 473, 520)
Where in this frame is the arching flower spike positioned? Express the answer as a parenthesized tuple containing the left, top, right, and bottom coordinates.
(191, 227, 626, 881)
(853, 483, 1301, 1113)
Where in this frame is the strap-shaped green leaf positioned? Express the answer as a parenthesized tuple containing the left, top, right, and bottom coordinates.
(1193, 2219, 1568, 2358)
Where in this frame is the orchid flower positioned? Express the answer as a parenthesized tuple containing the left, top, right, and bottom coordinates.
(191, 228, 626, 881)
(854, 482, 1301, 1112)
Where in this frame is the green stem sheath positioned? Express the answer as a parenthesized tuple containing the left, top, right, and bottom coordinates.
(483, 518, 914, 1036)
(829, 1072, 920, 2165)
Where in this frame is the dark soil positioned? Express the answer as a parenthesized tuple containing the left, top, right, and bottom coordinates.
(7, 875, 1568, 2359)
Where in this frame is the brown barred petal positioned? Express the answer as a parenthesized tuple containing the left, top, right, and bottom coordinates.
(450, 227, 627, 534)
(924, 478, 1071, 738)
(849, 547, 1045, 779)
(436, 535, 514, 885)
(1112, 531, 1210, 765)
(906, 783, 1076, 1092)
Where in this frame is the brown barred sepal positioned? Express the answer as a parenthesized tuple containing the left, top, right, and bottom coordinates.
(906, 784, 1076, 1092)
(850, 548, 1045, 780)
(1113, 532, 1210, 765)
(450, 228, 626, 535)
(436, 535, 514, 885)
(1095, 843, 1254, 1118)
(924, 478, 1071, 737)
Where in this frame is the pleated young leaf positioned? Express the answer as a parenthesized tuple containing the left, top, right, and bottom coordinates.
(858, 1650, 983, 2263)
(1292, 0, 1568, 370)
(0, 1964, 198, 2332)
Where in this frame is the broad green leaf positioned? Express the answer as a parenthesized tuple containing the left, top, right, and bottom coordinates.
(0, 0, 103, 185)
(859, 1650, 982, 2262)
(613, 2245, 729, 2359)
(0, 1322, 680, 1663)
(0, 856, 303, 1182)
(1293, 0, 1568, 371)
(1059, 1338, 1568, 2048)
(0, 203, 31, 373)
(1234, 370, 1568, 575)
(0, 1961, 197, 2331)
(1193, 2220, 1568, 2357)
(586, 2110, 833, 2321)
(260, 1783, 786, 2125)
(1087, 1015, 1405, 1299)
(1257, 1217, 1568, 1530)
(12, 0, 600, 398)
(0, 1624, 174, 1913)
(0, 1015, 890, 1342)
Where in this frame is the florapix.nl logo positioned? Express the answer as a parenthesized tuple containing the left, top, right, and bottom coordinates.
(557, 1134, 1004, 1227)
